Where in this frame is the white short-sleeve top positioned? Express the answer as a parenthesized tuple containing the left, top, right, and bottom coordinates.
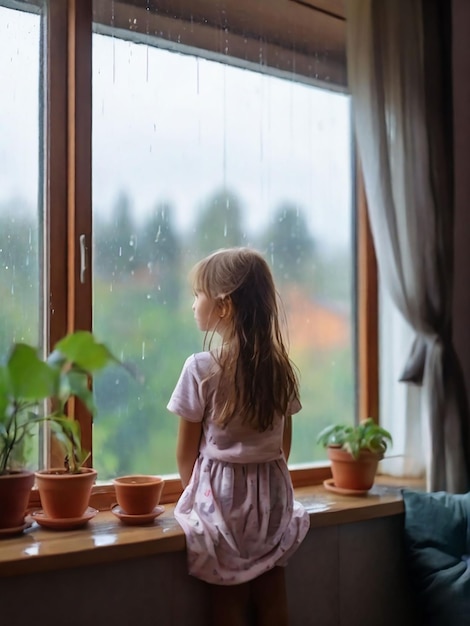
(167, 351, 301, 464)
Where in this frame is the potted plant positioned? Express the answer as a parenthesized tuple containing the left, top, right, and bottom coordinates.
(0, 340, 57, 530)
(316, 418, 393, 492)
(0, 331, 121, 530)
(34, 331, 123, 522)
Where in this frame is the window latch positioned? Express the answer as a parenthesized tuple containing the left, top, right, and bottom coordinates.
(79, 234, 87, 284)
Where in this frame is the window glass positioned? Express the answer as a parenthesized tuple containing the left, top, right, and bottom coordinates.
(379, 287, 420, 476)
(0, 1, 44, 468)
(92, 6, 354, 478)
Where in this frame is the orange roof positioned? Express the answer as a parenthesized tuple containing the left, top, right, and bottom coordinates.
(284, 287, 350, 351)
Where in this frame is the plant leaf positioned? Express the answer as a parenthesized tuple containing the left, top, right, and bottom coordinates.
(49, 416, 89, 473)
(8, 344, 57, 400)
(51, 331, 118, 372)
(0, 366, 8, 421)
(316, 418, 393, 460)
(64, 371, 96, 415)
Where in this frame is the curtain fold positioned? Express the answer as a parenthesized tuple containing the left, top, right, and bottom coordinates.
(345, 0, 470, 491)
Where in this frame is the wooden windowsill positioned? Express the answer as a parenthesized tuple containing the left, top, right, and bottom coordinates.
(0, 477, 423, 578)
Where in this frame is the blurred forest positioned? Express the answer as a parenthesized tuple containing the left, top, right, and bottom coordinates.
(0, 187, 355, 478)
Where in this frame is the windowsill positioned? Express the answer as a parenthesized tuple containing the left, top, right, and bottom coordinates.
(0, 476, 423, 578)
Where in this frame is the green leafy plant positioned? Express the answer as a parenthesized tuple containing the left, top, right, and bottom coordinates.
(0, 331, 121, 475)
(316, 418, 393, 460)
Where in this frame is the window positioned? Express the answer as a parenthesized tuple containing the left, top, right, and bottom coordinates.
(3, 0, 369, 492)
(0, 4, 43, 351)
(0, 1, 45, 469)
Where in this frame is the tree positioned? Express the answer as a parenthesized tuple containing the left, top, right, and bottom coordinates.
(0, 198, 39, 349)
(192, 188, 247, 258)
(138, 201, 181, 305)
(261, 203, 316, 287)
(94, 192, 139, 279)
(0, 198, 38, 282)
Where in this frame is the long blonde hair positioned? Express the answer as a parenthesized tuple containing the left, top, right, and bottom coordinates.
(192, 247, 299, 431)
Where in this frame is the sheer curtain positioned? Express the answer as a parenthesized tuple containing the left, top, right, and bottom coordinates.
(345, 0, 470, 492)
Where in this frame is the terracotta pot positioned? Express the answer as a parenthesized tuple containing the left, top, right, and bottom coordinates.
(0, 470, 35, 529)
(35, 468, 97, 518)
(113, 475, 164, 515)
(328, 446, 382, 491)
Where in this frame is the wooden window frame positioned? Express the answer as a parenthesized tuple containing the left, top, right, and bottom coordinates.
(32, 0, 378, 508)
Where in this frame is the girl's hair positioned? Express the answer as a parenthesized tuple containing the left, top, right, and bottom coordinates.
(192, 247, 299, 431)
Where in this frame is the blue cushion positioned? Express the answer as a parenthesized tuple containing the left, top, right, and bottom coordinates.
(402, 489, 470, 626)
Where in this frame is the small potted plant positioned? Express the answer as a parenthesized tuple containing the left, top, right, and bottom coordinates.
(0, 331, 121, 530)
(316, 418, 393, 492)
(34, 331, 123, 522)
(0, 340, 57, 531)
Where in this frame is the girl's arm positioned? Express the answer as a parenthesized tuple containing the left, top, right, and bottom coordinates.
(283, 414, 292, 461)
(176, 417, 203, 488)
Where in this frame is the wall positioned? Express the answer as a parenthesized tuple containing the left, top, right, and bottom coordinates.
(3, 514, 419, 626)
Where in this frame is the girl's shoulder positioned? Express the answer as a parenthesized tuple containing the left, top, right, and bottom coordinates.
(184, 350, 219, 377)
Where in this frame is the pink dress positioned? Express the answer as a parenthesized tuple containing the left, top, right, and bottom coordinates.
(167, 351, 310, 585)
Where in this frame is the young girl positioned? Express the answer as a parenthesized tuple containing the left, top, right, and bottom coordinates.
(167, 247, 309, 626)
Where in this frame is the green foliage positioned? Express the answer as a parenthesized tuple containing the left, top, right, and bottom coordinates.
(0, 344, 56, 474)
(289, 347, 355, 464)
(316, 418, 393, 460)
(92, 285, 200, 478)
(0, 331, 123, 474)
(49, 417, 90, 472)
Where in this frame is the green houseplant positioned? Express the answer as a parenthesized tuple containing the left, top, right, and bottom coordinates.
(0, 331, 121, 529)
(316, 418, 393, 492)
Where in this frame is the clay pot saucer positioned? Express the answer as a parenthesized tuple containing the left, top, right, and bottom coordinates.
(323, 478, 369, 496)
(0, 518, 33, 538)
(31, 506, 98, 530)
(111, 504, 165, 526)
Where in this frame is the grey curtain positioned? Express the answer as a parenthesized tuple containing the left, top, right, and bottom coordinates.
(345, 0, 470, 491)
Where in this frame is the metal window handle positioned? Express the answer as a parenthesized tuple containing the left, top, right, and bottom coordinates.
(79, 234, 87, 284)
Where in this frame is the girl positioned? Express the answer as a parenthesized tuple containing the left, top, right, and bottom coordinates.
(167, 247, 309, 626)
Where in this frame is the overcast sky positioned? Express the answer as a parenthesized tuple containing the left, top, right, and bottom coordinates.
(1, 5, 352, 252)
